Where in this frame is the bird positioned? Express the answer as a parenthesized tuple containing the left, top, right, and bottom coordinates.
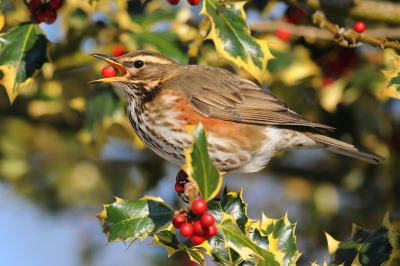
(88, 50, 384, 174)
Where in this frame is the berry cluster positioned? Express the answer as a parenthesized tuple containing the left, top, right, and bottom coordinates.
(167, 0, 200, 6)
(28, 0, 63, 24)
(172, 199, 217, 245)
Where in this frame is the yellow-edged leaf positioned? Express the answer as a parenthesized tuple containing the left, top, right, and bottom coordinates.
(250, 212, 301, 265)
(201, 0, 273, 83)
(96, 195, 174, 244)
(379, 54, 400, 99)
(326, 212, 399, 265)
(0, 23, 50, 104)
(182, 124, 223, 202)
(218, 213, 283, 265)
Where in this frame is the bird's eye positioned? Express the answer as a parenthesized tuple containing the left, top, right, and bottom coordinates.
(133, 60, 144, 68)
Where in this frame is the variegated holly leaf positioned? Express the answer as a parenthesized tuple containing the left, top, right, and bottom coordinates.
(221, 188, 250, 233)
(249, 213, 300, 266)
(326, 213, 399, 266)
(310, 260, 328, 266)
(201, 200, 244, 265)
(202, 189, 296, 266)
(182, 124, 223, 202)
(96, 195, 174, 244)
(218, 213, 284, 266)
(152, 226, 206, 266)
(0, 22, 50, 104)
(201, 0, 273, 83)
(379, 54, 400, 99)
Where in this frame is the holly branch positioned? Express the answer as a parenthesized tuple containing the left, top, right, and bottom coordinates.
(282, 0, 400, 50)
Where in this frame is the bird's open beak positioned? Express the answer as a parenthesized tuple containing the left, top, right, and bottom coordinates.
(88, 53, 128, 84)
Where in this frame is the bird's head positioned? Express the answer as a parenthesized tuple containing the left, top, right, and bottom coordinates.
(88, 50, 179, 97)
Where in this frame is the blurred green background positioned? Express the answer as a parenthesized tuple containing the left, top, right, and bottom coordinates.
(0, 0, 399, 265)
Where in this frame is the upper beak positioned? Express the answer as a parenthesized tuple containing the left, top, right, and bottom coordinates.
(88, 53, 128, 84)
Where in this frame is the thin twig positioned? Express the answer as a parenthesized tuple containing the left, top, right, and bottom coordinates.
(283, 0, 400, 24)
(312, 11, 400, 50)
(249, 20, 400, 40)
(188, 188, 197, 205)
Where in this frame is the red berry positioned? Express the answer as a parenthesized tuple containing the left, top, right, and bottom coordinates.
(193, 221, 206, 236)
(191, 234, 206, 245)
(205, 224, 217, 238)
(187, 0, 200, 5)
(179, 223, 194, 237)
(102, 66, 117, 78)
(174, 182, 184, 194)
(167, 0, 180, 5)
(200, 212, 215, 227)
(275, 28, 291, 42)
(36, 11, 46, 24)
(353, 21, 365, 33)
(30, 13, 39, 23)
(42, 9, 57, 24)
(49, 0, 63, 10)
(172, 215, 186, 229)
(322, 77, 334, 88)
(29, 0, 42, 7)
(191, 199, 207, 215)
(112, 45, 126, 57)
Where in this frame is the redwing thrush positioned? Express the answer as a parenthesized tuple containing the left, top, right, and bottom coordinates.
(89, 50, 384, 173)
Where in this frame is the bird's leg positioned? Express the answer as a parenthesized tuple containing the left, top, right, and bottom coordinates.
(175, 169, 199, 203)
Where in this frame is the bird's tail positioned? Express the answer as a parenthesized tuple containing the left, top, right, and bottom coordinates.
(306, 133, 385, 164)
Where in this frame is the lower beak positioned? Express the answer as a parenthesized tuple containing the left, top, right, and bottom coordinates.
(88, 53, 128, 84)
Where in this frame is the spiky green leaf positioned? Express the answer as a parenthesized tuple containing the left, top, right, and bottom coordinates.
(152, 226, 206, 266)
(219, 214, 283, 266)
(0, 23, 50, 103)
(380, 54, 400, 99)
(250, 213, 300, 266)
(96, 196, 174, 244)
(221, 188, 250, 233)
(182, 124, 223, 202)
(326, 213, 399, 266)
(201, 200, 243, 266)
(201, 0, 273, 82)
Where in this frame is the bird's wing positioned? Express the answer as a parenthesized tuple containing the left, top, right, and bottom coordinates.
(163, 65, 333, 131)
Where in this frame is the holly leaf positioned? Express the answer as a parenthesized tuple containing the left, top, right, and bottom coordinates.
(152, 226, 206, 266)
(200, 200, 244, 265)
(218, 213, 283, 266)
(0, 22, 50, 103)
(202, 190, 294, 266)
(326, 213, 399, 266)
(221, 188, 250, 233)
(96, 195, 174, 244)
(379, 54, 400, 99)
(201, 0, 273, 83)
(250, 213, 300, 266)
(182, 124, 223, 202)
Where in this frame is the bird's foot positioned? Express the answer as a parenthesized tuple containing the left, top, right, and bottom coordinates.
(175, 169, 200, 203)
